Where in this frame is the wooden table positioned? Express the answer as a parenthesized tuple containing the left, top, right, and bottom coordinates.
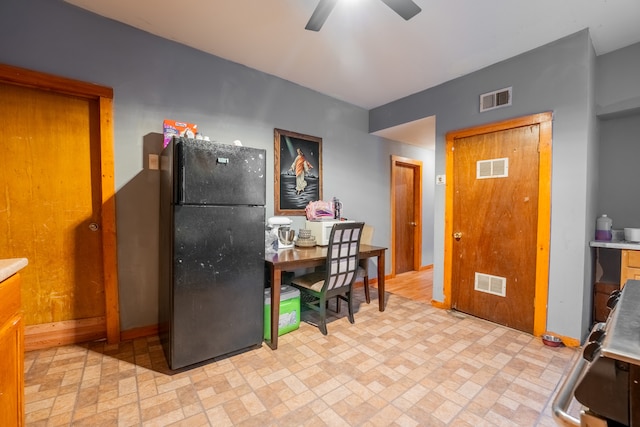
(264, 244, 386, 350)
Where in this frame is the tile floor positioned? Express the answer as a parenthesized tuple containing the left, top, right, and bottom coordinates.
(24, 286, 580, 426)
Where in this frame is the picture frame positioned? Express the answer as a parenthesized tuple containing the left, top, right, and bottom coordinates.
(274, 128, 322, 216)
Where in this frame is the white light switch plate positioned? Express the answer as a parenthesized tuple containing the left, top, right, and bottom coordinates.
(436, 175, 446, 185)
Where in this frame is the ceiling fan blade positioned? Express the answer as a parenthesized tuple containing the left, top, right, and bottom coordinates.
(305, 0, 339, 31)
(379, 0, 421, 20)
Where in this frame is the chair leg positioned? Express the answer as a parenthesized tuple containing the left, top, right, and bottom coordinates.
(363, 276, 370, 304)
(319, 295, 328, 335)
(347, 291, 355, 324)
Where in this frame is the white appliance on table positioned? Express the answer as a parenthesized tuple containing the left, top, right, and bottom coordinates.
(305, 219, 355, 246)
(267, 216, 294, 250)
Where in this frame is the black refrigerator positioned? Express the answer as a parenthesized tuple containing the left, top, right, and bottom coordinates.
(159, 137, 266, 370)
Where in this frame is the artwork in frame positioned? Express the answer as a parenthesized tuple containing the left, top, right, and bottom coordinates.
(274, 128, 322, 216)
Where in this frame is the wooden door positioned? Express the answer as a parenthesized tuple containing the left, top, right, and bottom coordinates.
(0, 64, 119, 347)
(450, 125, 539, 332)
(391, 156, 422, 275)
(447, 116, 553, 334)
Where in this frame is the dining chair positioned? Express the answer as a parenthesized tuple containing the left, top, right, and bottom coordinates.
(336, 223, 373, 313)
(334, 223, 374, 314)
(290, 222, 365, 335)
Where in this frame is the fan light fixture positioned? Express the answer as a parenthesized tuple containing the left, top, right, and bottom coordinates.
(305, 0, 422, 32)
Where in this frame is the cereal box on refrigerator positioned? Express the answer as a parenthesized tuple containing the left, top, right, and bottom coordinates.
(163, 120, 198, 147)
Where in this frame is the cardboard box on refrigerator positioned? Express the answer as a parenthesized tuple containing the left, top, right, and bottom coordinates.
(163, 119, 198, 147)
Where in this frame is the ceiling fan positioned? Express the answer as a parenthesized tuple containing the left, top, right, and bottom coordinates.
(305, 0, 422, 31)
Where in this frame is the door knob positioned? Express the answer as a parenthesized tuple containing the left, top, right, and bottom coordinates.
(89, 222, 100, 232)
(410, 222, 417, 226)
(453, 232, 462, 240)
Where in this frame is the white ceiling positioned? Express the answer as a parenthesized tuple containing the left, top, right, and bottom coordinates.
(65, 0, 640, 149)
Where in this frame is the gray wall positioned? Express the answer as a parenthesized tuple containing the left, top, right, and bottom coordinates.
(0, 0, 435, 331)
(371, 30, 597, 341)
(597, 114, 640, 227)
(596, 42, 640, 228)
(584, 42, 599, 338)
(596, 42, 640, 117)
(6, 0, 636, 341)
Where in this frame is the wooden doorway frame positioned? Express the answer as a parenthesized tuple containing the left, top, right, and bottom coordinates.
(0, 63, 120, 344)
(441, 112, 552, 337)
(390, 155, 423, 277)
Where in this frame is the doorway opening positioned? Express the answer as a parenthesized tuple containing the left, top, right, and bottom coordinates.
(391, 155, 422, 277)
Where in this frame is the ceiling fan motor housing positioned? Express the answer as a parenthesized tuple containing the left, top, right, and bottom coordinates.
(305, 0, 422, 32)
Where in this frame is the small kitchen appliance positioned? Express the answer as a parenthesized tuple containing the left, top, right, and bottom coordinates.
(267, 216, 295, 250)
(305, 219, 354, 246)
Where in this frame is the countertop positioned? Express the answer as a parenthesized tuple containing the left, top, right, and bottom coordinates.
(602, 280, 640, 365)
(0, 258, 28, 282)
(590, 240, 640, 250)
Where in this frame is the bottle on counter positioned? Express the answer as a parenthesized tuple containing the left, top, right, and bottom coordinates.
(595, 214, 613, 241)
(332, 197, 343, 220)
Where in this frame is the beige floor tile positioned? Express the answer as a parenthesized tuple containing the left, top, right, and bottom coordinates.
(24, 277, 578, 426)
(117, 401, 141, 426)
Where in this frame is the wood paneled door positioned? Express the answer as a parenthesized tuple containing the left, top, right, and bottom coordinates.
(443, 113, 552, 335)
(0, 64, 119, 348)
(391, 156, 422, 276)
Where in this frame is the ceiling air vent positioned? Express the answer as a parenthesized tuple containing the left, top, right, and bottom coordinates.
(480, 87, 512, 112)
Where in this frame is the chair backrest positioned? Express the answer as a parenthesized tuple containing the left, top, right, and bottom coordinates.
(361, 224, 374, 246)
(323, 222, 365, 292)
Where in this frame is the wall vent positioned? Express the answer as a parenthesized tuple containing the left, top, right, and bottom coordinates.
(477, 157, 508, 179)
(480, 87, 512, 112)
(474, 272, 507, 297)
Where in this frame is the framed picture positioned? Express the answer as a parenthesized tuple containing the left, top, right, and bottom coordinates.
(274, 128, 322, 216)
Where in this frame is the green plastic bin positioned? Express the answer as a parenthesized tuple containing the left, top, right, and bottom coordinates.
(264, 285, 300, 340)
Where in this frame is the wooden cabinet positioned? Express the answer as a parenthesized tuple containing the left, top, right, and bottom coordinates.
(0, 272, 24, 427)
(591, 243, 640, 324)
(621, 249, 640, 287)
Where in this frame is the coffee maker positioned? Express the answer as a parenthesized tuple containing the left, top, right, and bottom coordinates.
(267, 216, 295, 250)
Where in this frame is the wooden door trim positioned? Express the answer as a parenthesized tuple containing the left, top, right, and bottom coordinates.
(0, 63, 120, 344)
(442, 112, 552, 336)
(390, 155, 423, 277)
(0, 63, 113, 99)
